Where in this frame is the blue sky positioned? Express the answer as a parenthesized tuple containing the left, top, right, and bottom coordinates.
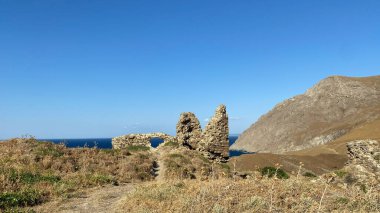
(1, 0, 379, 139)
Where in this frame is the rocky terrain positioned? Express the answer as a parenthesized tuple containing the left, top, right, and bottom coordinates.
(231, 75, 380, 153)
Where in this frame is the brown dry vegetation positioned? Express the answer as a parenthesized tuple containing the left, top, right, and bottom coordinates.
(1, 137, 379, 212)
(158, 146, 230, 180)
(118, 175, 379, 212)
(0, 138, 154, 210)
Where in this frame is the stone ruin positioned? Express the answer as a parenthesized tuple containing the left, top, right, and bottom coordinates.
(112, 105, 230, 162)
(112, 133, 177, 149)
(176, 112, 202, 150)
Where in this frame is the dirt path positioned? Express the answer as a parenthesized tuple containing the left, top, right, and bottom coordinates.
(33, 184, 134, 213)
(34, 150, 166, 212)
(153, 150, 166, 182)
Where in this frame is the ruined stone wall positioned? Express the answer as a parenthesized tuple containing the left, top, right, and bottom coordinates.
(176, 112, 202, 150)
(201, 105, 230, 162)
(112, 105, 230, 162)
(112, 133, 177, 149)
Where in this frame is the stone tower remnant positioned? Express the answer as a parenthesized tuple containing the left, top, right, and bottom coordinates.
(201, 105, 230, 162)
(176, 112, 202, 150)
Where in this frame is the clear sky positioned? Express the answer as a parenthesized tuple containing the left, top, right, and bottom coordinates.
(1, 0, 379, 139)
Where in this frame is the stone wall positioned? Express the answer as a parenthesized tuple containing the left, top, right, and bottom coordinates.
(176, 112, 202, 150)
(112, 133, 177, 149)
(201, 105, 229, 162)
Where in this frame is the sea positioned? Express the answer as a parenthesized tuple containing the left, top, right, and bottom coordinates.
(38, 136, 253, 157)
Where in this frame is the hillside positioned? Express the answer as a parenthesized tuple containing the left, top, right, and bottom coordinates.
(231, 75, 380, 153)
(231, 117, 380, 175)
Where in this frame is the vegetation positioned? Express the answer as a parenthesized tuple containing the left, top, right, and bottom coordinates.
(0, 138, 154, 210)
(125, 145, 150, 152)
(162, 149, 229, 180)
(1, 137, 379, 212)
(0, 189, 42, 209)
(163, 141, 180, 147)
(303, 172, 317, 178)
(334, 170, 348, 178)
(118, 177, 379, 212)
(260, 166, 289, 179)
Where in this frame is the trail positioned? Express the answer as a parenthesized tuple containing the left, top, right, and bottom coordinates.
(153, 150, 166, 182)
(33, 184, 134, 213)
(34, 150, 167, 213)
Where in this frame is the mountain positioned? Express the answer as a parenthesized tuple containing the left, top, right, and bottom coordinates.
(231, 75, 380, 153)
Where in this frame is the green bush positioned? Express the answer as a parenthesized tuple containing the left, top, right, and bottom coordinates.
(260, 167, 289, 179)
(9, 171, 61, 184)
(334, 170, 348, 178)
(164, 141, 179, 147)
(125, 145, 150, 152)
(220, 163, 230, 171)
(303, 172, 317, 178)
(89, 174, 115, 185)
(0, 190, 43, 209)
(163, 141, 179, 147)
(34, 145, 64, 157)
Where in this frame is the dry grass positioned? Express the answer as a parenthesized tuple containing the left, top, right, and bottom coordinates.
(118, 175, 379, 213)
(1, 137, 379, 212)
(160, 148, 230, 180)
(0, 138, 155, 210)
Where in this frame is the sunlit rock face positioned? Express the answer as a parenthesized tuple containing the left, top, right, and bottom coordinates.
(201, 105, 230, 162)
(176, 112, 202, 150)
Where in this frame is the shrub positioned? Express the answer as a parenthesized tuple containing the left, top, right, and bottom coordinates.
(334, 170, 348, 178)
(335, 197, 349, 205)
(303, 172, 317, 178)
(260, 167, 289, 179)
(163, 141, 179, 147)
(344, 173, 357, 184)
(125, 145, 150, 152)
(89, 174, 115, 185)
(34, 144, 64, 157)
(0, 190, 43, 209)
(220, 163, 230, 171)
(9, 171, 61, 184)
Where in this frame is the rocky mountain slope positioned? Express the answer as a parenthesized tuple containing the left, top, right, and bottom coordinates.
(231, 75, 380, 153)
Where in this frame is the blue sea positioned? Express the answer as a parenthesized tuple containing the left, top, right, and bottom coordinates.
(39, 136, 253, 157)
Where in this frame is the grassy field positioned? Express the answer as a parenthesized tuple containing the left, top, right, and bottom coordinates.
(118, 175, 379, 212)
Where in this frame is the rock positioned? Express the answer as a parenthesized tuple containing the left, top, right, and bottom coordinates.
(231, 75, 380, 153)
(112, 133, 177, 149)
(345, 140, 380, 185)
(201, 105, 229, 162)
(176, 112, 202, 149)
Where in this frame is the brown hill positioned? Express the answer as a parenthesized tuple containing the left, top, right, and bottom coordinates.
(231, 117, 380, 175)
(231, 75, 380, 153)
